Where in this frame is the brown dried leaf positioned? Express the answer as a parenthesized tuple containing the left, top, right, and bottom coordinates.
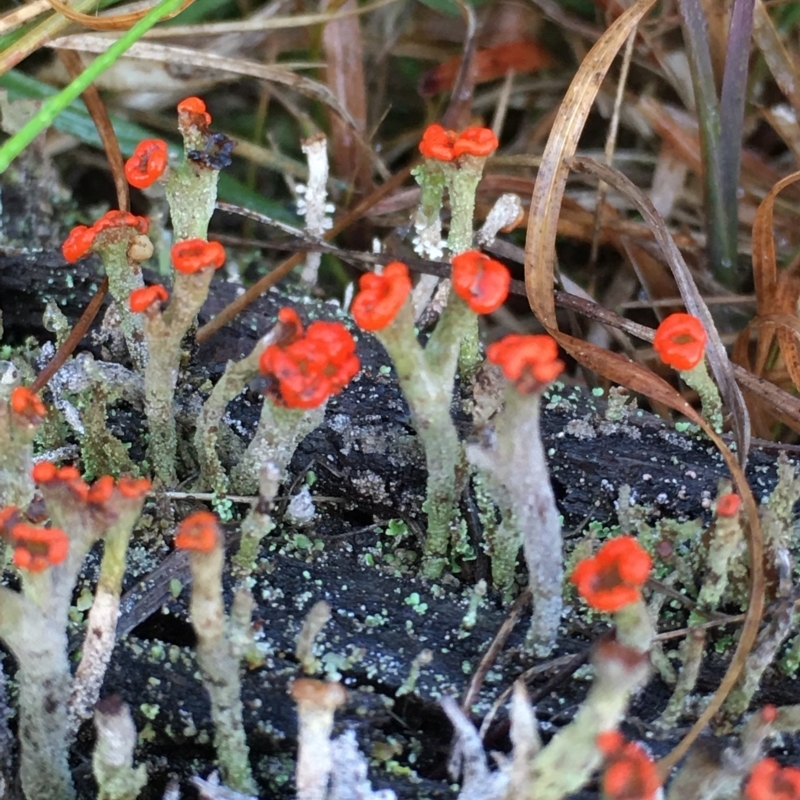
(524, 0, 658, 330)
(570, 155, 750, 460)
(322, 0, 372, 195)
(750, 170, 800, 375)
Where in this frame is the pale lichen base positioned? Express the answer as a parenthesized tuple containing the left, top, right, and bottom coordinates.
(187, 545, 256, 795)
(231, 402, 325, 496)
(92, 696, 147, 800)
(0, 588, 75, 800)
(467, 389, 563, 656)
(528, 639, 651, 800)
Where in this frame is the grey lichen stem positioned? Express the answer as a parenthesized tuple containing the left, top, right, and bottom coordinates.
(142, 268, 216, 485)
(290, 679, 347, 800)
(96, 239, 147, 372)
(377, 302, 462, 579)
(185, 541, 256, 794)
(69, 501, 145, 731)
(195, 333, 275, 494)
(166, 162, 220, 242)
(92, 696, 147, 800)
(467, 389, 562, 656)
(657, 629, 706, 728)
(444, 157, 483, 255)
(231, 402, 325, 496)
(233, 463, 280, 583)
(0, 365, 37, 508)
(681, 360, 723, 433)
(0, 587, 75, 800)
(528, 637, 651, 800)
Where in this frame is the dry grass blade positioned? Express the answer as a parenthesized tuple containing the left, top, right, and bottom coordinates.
(441, 0, 478, 131)
(0, 0, 51, 36)
(44, 0, 195, 31)
(321, 0, 371, 195)
(752, 0, 800, 120)
(46, 36, 360, 131)
(749, 171, 800, 374)
(569, 155, 751, 461)
(140, 0, 402, 37)
(0, 0, 100, 74)
(523, 0, 657, 330)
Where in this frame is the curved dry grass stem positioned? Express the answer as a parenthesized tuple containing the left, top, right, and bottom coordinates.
(44, 0, 195, 31)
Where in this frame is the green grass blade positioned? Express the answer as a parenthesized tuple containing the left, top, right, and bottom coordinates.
(0, 0, 187, 174)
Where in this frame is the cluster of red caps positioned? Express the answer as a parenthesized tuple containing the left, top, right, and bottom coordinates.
(418, 124, 499, 162)
(259, 308, 360, 410)
(0, 464, 149, 573)
(487, 334, 564, 394)
(123, 97, 211, 190)
(32, 461, 150, 507)
(351, 252, 511, 333)
(745, 757, 800, 800)
(62, 210, 149, 264)
(9, 387, 46, 425)
(0, 505, 68, 574)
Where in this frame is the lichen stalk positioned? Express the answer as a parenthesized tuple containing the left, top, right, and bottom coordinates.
(142, 267, 216, 485)
(528, 637, 651, 800)
(0, 587, 75, 800)
(165, 163, 220, 242)
(195, 333, 274, 495)
(231, 401, 325, 496)
(679, 360, 723, 433)
(93, 237, 147, 372)
(69, 496, 148, 730)
(291, 679, 347, 800)
(0, 368, 38, 508)
(467, 388, 562, 656)
(184, 535, 256, 794)
(92, 696, 147, 800)
(375, 302, 462, 578)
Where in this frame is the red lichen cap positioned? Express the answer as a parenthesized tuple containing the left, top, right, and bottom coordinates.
(653, 313, 707, 371)
(419, 124, 459, 161)
(93, 210, 149, 236)
(745, 757, 800, 800)
(117, 476, 151, 499)
(33, 463, 90, 501)
(124, 139, 168, 189)
(351, 262, 412, 332)
(451, 126, 499, 158)
(11, 523, 69, 573)
(487, 334, 565, 392)
(129, 285, 169, 313)
(598, 733, 661, 800)
(87, 475, 115, 505)
(62, 225, 97, 263)
(451, 250, 510, 314)
(172, 239, 226, 274)
(175, 511, 219, 553)
(260, 320, 360, 409)
(571, 536, 653, 612)
(716, 493, 741, 518)
(419, 123, 498, 161)
(10, 387, 46, 421)
(177, 96, 212, 125)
